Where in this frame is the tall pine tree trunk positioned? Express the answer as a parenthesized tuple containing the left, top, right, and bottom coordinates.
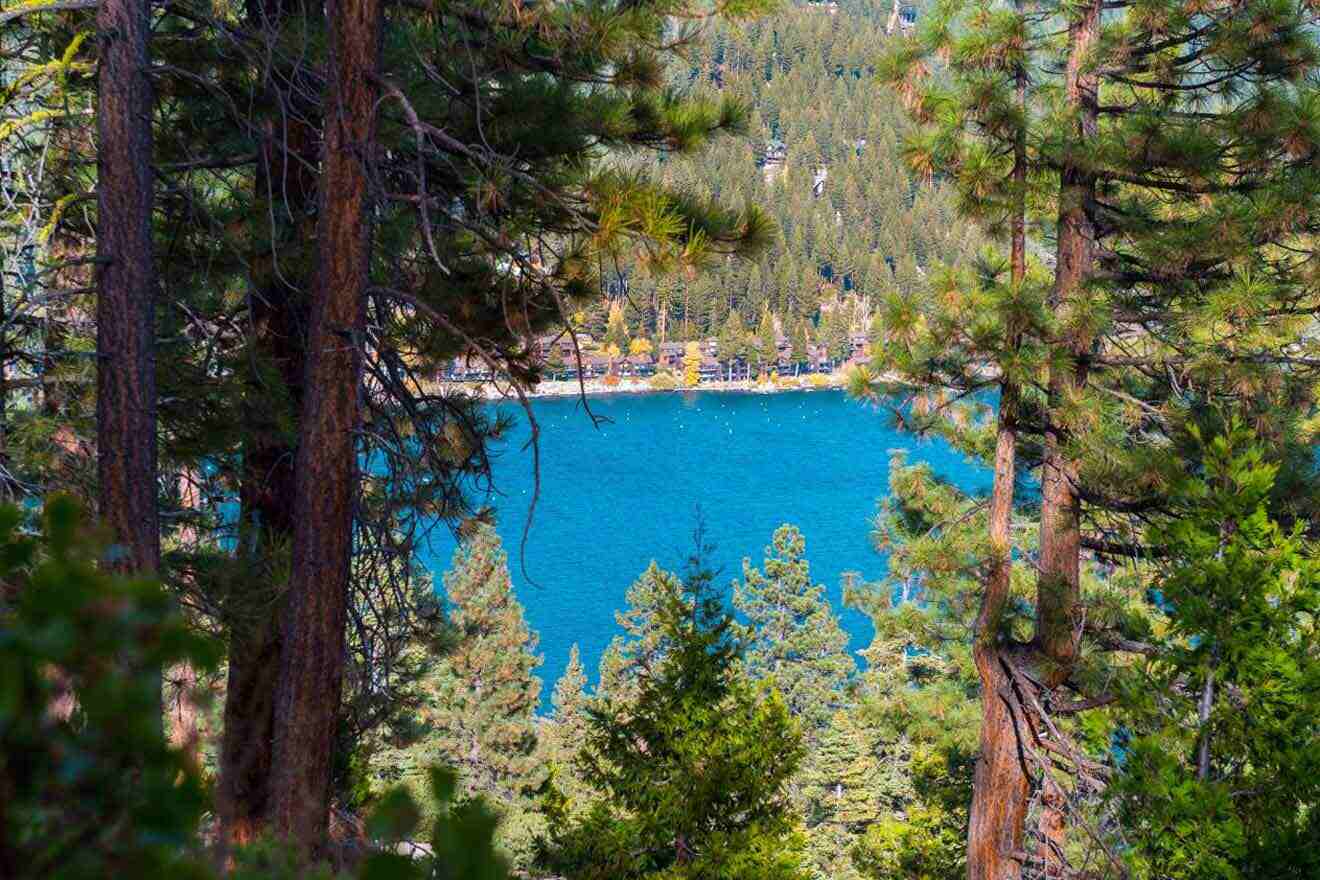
(1034, 0, 1101, 873)
(967, 371, 1026, 880)
(217, 267, 304, 844)
(966, 48, 1029, 876)
(266, 0, 379, 851)
(215, 0, 318, 843)
(95, 0, 158, 575)
(1038, 0, 1099, 673)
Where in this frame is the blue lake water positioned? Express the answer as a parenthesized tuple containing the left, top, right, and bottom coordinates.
(418, 389, 994, 712)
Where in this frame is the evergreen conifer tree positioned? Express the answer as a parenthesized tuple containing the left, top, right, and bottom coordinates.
(540, 560, 808, 880)
(717, 310, 749, 380)
(437, 525, 543, 805)
(1114, 426, 1320, 880)
(870, 0, 1320, 869)
(597, 562, 684, 700)
(539, 644, 595, 814)
(755, 308, 779, 377)
(733, 525, 855, 738)
(803, 709, 886, 827)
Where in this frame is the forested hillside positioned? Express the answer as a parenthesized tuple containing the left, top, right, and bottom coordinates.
(582, 0, 985, 344)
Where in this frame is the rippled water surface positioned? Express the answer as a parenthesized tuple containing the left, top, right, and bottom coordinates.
(418, 389, 993, 710)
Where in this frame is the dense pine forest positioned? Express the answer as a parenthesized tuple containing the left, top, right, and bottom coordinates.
(3, 0, 1320, 875)
(596, 0, 985, 341)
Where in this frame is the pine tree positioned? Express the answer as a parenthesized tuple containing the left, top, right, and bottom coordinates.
(717, 309, 748, 380)
(755, 308, 779, 377)
(550, 645, 589, 745)
(540, 560, 809, 880)
(733, 525, 854, 739)
(821, 307, 850, 368)
(266, 0, 382, 847)
(230, 0, 779, 846)
(95, 0, 159, 586)
(539, 644, 595, 814)
(437, 525, 543, 805)
(871, 0, 1320, 870)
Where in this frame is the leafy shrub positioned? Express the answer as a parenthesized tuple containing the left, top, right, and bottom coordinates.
(0, 496, 220, 877)
(649, 370, 678, 391)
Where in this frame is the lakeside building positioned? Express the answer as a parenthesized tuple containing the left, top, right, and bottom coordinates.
(441, 324, 875, 384)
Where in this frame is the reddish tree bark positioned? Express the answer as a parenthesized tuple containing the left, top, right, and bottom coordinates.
(968, 645, 1031, 880)
(95, 0, 158, 578)
(968, 379, 1027, 880)
(966, 29, 1032, 878)
(1037, 0, 1100, 674)
(215, 0, 319, 842)
(972, 3, 1101, 876)
(266, 0, 380, 853)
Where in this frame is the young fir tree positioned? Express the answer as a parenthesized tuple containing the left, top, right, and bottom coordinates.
(437, 525, 543, 805)
(538, 644, 596, 815)
(1113, 425, 1320, 880)
(733, 524, 855, 739)
(539, 559, 809, 880)
(799, 708, 892, 880)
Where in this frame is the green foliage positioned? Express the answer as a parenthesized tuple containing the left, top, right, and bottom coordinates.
(754, 308, 779, 373)
(360, 768, 512, 880)
(825, 305, 856, 365)
(733, 524, 854, 737)
(848, 741, 971, 880)
(717, 310, 749, 376)
(436, 525, 542, 802)
(0, 496, 219, 878)
(230, 767, 515, 880)
(803, 709, 884, 829)
(603, 4, 983, 346)
(1113, 425, 1320, 880)
(365, 525, 544, 869)
(540, 558, 809, 880)
(0, 496, 528, 880)
(537, 644, 596, 815)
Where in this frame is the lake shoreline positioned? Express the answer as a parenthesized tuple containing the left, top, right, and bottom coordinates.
(440, 372, 874, 401)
